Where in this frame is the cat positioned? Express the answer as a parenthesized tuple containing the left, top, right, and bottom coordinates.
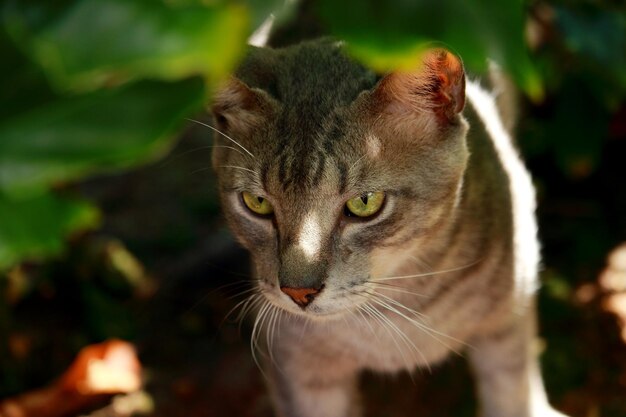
(209, 38, 566, 417)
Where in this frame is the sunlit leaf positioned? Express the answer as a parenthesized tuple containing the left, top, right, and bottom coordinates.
(2, 0, 248, 92)
(0, 191, 99, 271)
(317, 0, 543, 100)
(0, 78, 205, 196)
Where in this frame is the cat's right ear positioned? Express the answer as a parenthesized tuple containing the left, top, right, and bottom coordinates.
(368, 48, 466, 133)
(211, 78, 274, 133)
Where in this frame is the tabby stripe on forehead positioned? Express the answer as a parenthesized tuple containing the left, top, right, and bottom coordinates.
(261, 162, 270, 190)
(322, 115, 346, 157)
(278, 151, 289, 184)
(337, 161, 348, 194)
(311, 154, 326, 188)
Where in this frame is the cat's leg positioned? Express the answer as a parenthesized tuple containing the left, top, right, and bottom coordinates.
(468, 303, 567, 417)
(266, 353, 361, 417)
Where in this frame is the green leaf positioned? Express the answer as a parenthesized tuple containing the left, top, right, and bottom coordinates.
(3, 0, 249, 92)
(0, 191, 99, 271)
(317, 0, 543, 100)
(0, 77, 206, 196)
(0, 26, 56, 121)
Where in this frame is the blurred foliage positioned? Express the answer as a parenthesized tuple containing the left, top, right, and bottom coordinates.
(317, 0, 543, 99)
(0, 0, 250, 271)
(0, 0, 624, 273)
(0, 0, 625, 415)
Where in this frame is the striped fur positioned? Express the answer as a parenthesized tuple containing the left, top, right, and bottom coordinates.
(211, 40, 566, 417)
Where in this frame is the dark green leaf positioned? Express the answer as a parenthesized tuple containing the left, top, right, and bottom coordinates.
(0, 191, 99, 271)
(3, 0, 248, 91)
(317, 0, 543, 100)
(0, 78, 206, 196)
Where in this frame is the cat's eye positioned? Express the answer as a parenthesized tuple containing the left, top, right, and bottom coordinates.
(242, 191, 274, 215)
(345, 192, 385, 218)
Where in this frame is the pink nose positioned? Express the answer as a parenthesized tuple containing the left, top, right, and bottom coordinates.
(280, 286, 322, 308)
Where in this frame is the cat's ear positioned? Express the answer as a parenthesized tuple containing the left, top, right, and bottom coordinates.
(370, 48, 465, 125)
(211, 78, 274, 132)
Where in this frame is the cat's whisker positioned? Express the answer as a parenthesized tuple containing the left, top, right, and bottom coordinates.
(265, 304, 279, 366)
(350, 288, 423, 373)
(369, 291, 469, 356)
(364, 282, 431, 298)
(239, 294, 265, 333)
(251, 300, 272, 379)
(407, 254, 433, 271)
(185, 279, 253, 317)
(299, 315, 312, 342)
(355, 305, 383, 346)
(186, 118, 255, 159)
(365, 298, 432, 373)
(222, 290, 258, 326)
(347, 153, 369, 174)
(270, 305, 283, 366)
(218, 165, 259, 176)
(190, 167, 212, 175)
(159, 144, 249, 168)
(372, 260, 482, 282)
(360, 302, 422, 377)
(225, 286, 258, 301)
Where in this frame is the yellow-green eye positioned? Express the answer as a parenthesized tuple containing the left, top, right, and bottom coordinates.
(345, 192, 385, 218)
(242, 191, 274, 215)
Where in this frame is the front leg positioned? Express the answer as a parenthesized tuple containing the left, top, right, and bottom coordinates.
(468, 303, 567, 417)
(265, 325, 362, 417)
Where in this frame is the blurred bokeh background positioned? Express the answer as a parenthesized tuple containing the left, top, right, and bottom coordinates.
(0, 0, 625, 416)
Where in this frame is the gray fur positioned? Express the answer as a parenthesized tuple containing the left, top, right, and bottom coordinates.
(210, 39, 566, 417)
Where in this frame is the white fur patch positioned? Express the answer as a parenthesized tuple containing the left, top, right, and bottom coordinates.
(466, 81, 540, 301)
(366, 134, 382, 158)
(298, 212, 322, 260)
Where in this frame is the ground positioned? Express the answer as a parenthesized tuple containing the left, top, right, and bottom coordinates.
(2, 115, 626, 417)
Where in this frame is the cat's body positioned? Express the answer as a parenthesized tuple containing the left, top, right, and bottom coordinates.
(210, 39, 565, 417)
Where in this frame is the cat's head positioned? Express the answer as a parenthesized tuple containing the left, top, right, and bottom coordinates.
(210, 39, 468, 318)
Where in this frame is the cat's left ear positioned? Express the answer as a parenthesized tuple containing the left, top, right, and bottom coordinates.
(370, 48, 465, 125)
(211, 78, 275, 133)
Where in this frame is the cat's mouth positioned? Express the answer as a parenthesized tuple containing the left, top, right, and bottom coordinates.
(258, 282, 363, 319)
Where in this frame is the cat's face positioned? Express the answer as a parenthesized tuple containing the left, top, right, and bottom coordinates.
(211, 41, 468, 318)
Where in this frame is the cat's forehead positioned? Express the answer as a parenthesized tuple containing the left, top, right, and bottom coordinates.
(236, 40, 379, 122)
(261, 111, 360, 197)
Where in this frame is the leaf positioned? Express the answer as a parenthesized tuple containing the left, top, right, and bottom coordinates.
(0, 26, 56, 121)
(0, 77, 206, 196)
(555, 6, 626, 103)
(243, 0, 288, 29)
(2, 0, 249, 92)
(316, 0, 543, 100)
(0, 191, 99, 271)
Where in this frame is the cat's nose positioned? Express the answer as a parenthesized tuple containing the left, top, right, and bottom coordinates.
(280, 285, 323, 308)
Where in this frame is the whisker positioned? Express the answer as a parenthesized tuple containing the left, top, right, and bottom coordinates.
(365, 298, 431, 373)
(186, 118, 255, 158)
(250, 300, 271, 379)
(239, 294, 265, 333)
(218, 165, 259, 176)
(349, 288, 421, 374)
(355, 305, 382, 345)
(159, 145, 249, 168)
(361, 302, 421, 377)
(185, 279, 252, 315)
(372, 260, 482, 282)
(365, 282, 431, 299)
(190, 167, 212, 175)
(348, 153, 369, 174)
(370, 292, 469, 356)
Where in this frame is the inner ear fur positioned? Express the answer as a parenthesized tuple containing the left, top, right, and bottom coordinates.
(211, 78, 275, 132)
(371, 48, 466, 124)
